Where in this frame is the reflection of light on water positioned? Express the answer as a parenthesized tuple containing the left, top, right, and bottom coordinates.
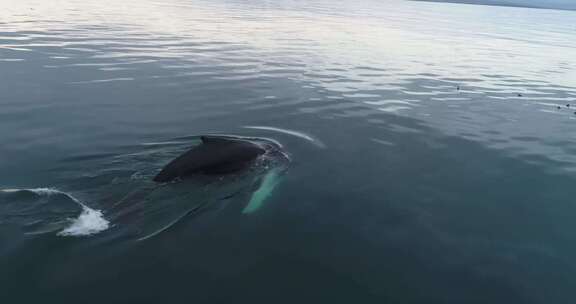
(2, 0, 574, 86)
(1, 0, 576, 167)
(244, 125, 325, 148)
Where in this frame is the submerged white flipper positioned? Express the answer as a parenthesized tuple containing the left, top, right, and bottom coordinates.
(242, 168, 283, 214)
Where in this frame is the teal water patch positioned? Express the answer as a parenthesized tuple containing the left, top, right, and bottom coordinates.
(242, 169, 283, 214)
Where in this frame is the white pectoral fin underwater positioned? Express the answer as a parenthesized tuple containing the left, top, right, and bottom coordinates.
(0, 135, 290, 240)
(243, 168, 284, 214)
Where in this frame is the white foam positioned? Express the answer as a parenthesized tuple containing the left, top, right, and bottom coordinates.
(1, 187, 110, 237)
(58, 205, 110, 237)
(0, 189, 19, 193)
(52, 189, 110, 237)
(1, 187, 60, 195)
(28, 188, 62, 196)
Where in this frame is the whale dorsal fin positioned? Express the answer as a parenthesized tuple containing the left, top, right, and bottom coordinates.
(201, 136, 237, 145)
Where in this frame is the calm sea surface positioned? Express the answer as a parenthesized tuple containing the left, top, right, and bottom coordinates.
(1, 0, 576, 303)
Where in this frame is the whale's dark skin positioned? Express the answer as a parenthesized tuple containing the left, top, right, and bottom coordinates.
(153, 136, 266, 183)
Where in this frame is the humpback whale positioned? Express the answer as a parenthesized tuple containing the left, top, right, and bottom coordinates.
(123, 135, 289, 239)
(0, 135, 289, 240)
(153, 136, 269, 182)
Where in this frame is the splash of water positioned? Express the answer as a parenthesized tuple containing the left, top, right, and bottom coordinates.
(0, 188, 110, 237)
(58, 205, 109, 237)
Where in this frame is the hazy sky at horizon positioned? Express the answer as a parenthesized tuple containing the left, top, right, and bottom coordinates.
(422, 0, 576, 10)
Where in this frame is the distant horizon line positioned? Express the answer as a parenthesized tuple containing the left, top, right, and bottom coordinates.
(411, 0, 576, 12)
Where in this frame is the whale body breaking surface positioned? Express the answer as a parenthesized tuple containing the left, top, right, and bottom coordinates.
(153, 136, 269, 182)
(0, 135, 290, 239)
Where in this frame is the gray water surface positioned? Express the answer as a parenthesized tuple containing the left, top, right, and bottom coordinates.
(1, 0, 576, 303)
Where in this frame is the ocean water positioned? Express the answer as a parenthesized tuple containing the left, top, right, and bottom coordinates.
(1, 0, 576, 303)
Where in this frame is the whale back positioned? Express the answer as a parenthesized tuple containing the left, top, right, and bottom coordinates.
(153, 136, 266, 182)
